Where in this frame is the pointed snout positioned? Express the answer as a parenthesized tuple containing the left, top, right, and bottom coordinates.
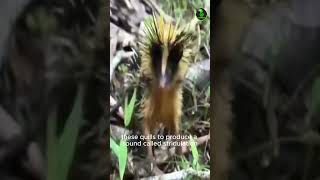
(159, 74, 168, 88)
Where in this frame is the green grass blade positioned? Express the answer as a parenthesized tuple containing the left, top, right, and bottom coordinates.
(206, 85, 210, 97)
(178, 156, 190, 170)
(119, 139, 128, 180)
(110, 137, 120, 157)
(189, 137, 199, 169)
(124, 88, 137, 127)
(57, 87, 84, 180)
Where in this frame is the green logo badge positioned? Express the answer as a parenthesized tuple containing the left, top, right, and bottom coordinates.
(195, 8, 207, 21)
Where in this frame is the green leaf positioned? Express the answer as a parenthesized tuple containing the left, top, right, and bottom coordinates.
(189, 136, 199, 169)
(110, 137, 120, 157)
(124, 88, 137, 127)
(178, 156, 190, 170)
(47, 86, 84, 180)
(206, 85, 210, 97)
(118, 140, 128, 180)
(57, 87, 84, 180)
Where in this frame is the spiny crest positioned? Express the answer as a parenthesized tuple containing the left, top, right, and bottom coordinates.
(139, 14, 198, 79)
(140, 15, 195, 49)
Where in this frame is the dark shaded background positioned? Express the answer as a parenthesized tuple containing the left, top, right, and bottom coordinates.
(214, 0, 320, 179)
(0, 0, 107, 180)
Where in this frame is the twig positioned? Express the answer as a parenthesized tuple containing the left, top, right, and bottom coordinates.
(183, 104, 209, 113)
(109, 50, 134, 122)
(282, 64, 320, 112)
(263, 64, 279, 157)
(204, 44, 210, 58)
(140, 168, 210, 180)
(144, 0, 174, 22)
(156, 135, 210, 164)
(235, 132, 320, 161)
(194, 22, 201, 63)
(110, 50, 135, 82)
(110, 96, 124, 120)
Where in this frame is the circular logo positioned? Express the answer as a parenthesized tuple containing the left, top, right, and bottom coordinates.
(195, 8, 207, 21)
